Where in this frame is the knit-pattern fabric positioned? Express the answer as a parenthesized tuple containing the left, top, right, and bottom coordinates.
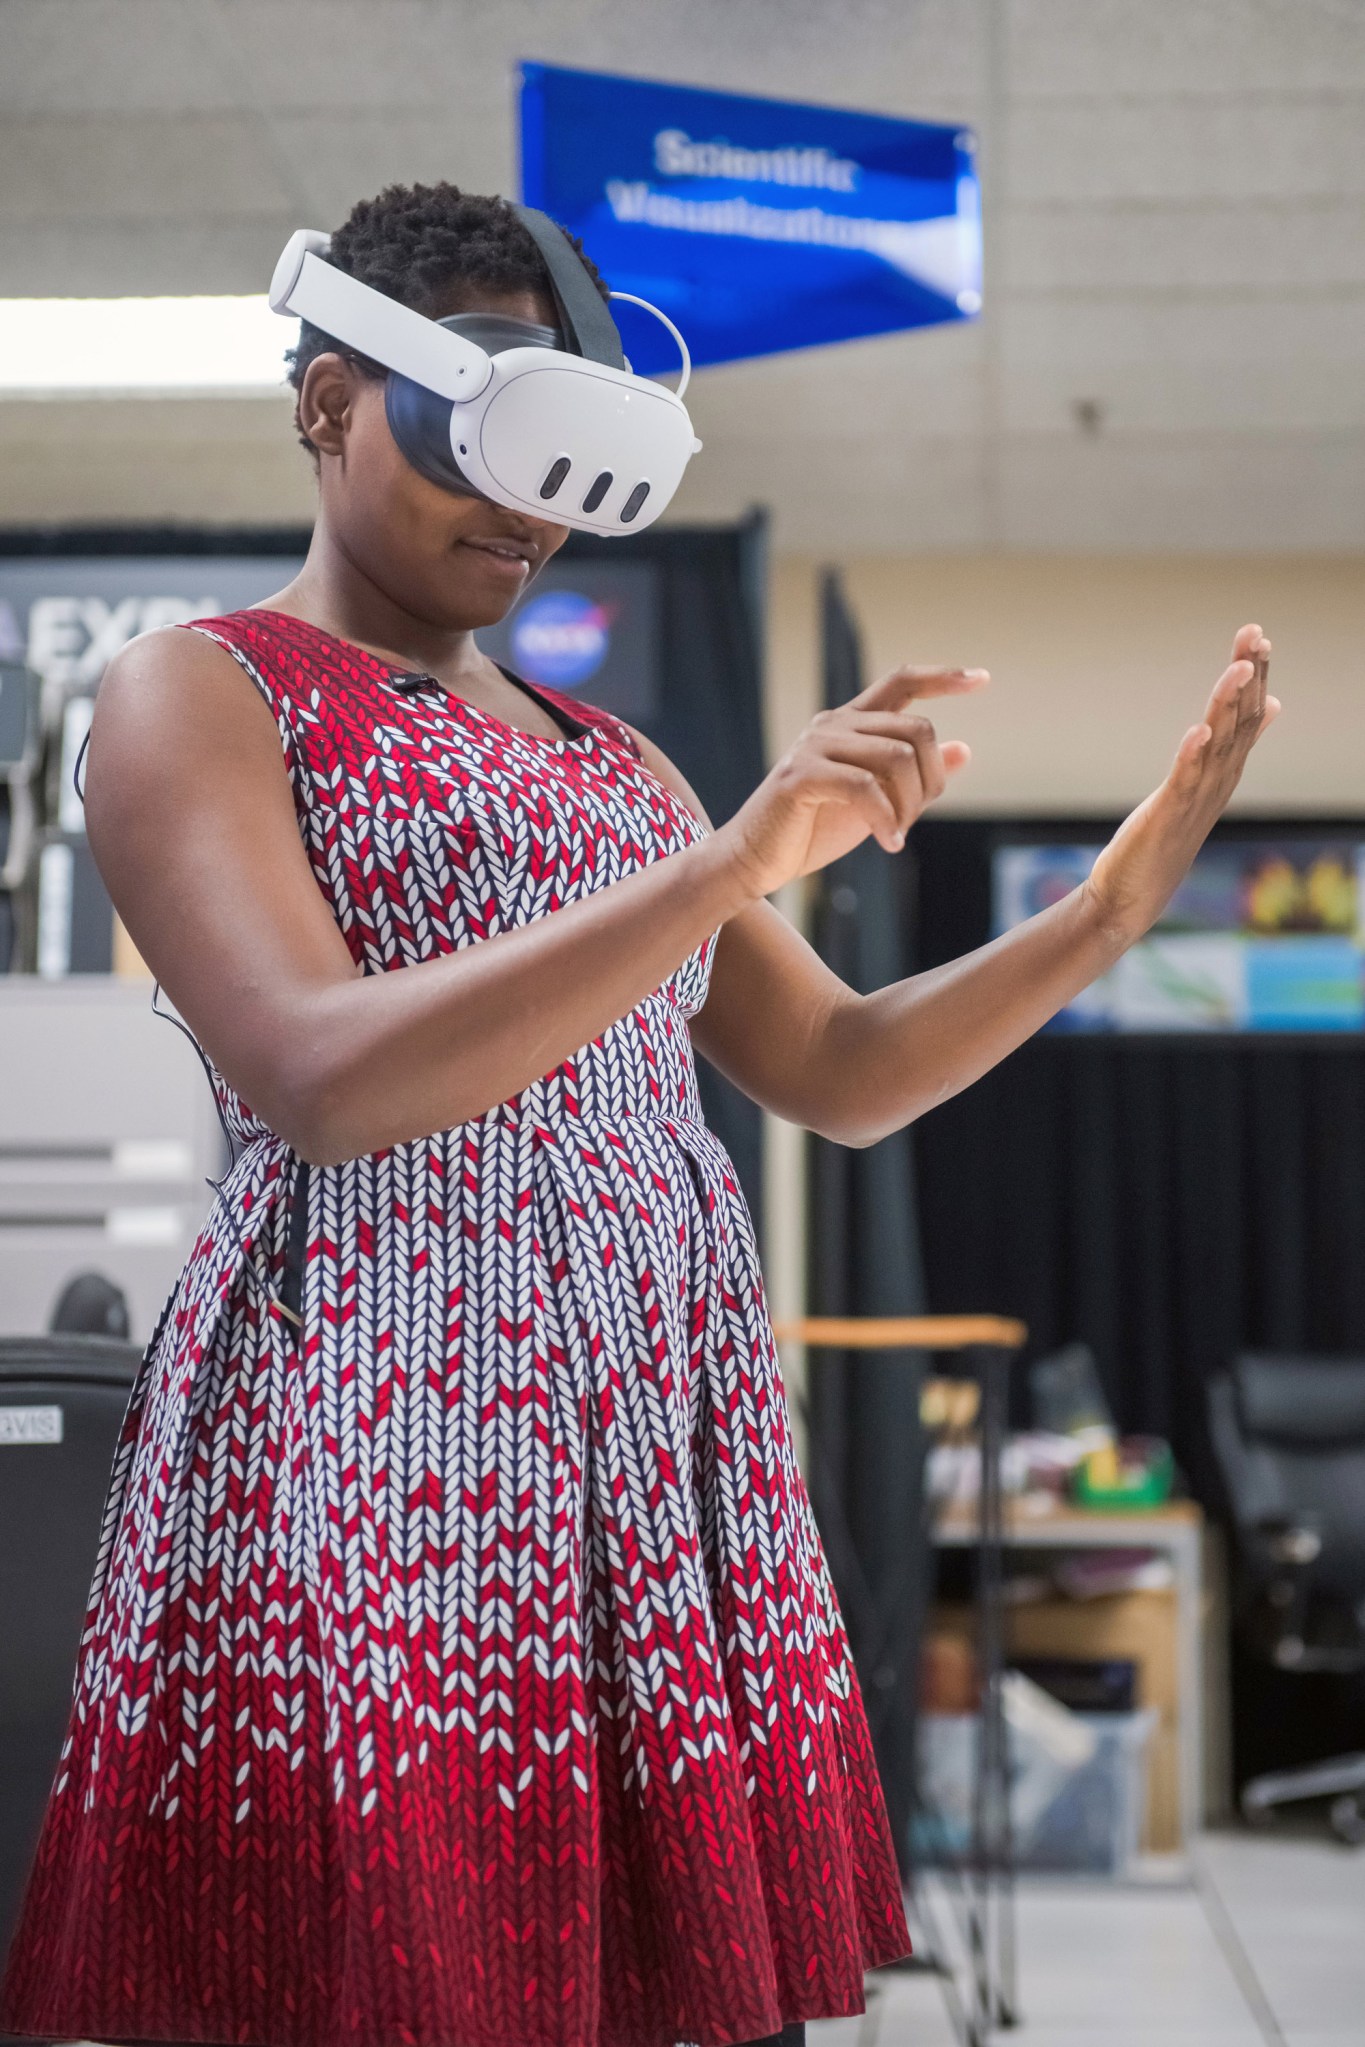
(0, 609, 908, 2047)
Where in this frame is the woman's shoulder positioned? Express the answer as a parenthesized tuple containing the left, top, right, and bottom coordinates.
(85, 623, 297, 835)
(624, 726, 713, 828)
(93, 617, 305, 783)
(98, 618, 257, 703)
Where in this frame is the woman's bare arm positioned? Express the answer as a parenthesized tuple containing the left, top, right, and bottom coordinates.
(691, 893, 1125, 1145)
(669, 626, 1278, 1145)
(635, 740, 1126, 1144)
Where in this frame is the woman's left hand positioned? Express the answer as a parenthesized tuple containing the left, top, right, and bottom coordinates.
(1085, 623, 1279, 944)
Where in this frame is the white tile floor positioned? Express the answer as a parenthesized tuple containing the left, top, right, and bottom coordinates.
(812, 1830, 1365, 2047)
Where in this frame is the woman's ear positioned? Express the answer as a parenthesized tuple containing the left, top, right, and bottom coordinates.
(296, 352, 359, 459)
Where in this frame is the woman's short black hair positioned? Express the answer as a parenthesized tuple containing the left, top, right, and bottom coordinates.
(287, 180, 610, 452)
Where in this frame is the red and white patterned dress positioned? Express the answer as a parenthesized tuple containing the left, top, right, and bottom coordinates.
(1, 609, 907, 2047)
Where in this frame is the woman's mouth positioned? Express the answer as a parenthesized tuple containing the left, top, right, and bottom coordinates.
(461, 536, 535, 575)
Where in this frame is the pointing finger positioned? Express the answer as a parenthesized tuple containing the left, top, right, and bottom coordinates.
(856, 665, 990, 711)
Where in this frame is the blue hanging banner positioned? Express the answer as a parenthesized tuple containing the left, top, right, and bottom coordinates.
(519, 63, 981, 375)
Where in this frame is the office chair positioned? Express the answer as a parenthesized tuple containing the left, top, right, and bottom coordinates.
(49, 1268, 131, 1339)
(0, 1334, 141, 1971)
(1208, 1352, 1365, 1845)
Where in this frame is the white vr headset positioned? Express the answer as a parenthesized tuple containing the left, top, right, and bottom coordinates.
(270, 203, 701, 536)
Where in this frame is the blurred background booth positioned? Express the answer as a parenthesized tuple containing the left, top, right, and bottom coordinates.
(3, 3, 1365, 2042)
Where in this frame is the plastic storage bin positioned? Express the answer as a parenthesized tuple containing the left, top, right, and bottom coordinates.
(1025, 1709, 1158, 1872)
(917, 1705, 1158, 1877)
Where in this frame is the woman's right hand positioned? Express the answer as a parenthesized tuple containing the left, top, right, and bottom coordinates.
(716, 664, 987, 899)
(1084, 624, 1278, 946)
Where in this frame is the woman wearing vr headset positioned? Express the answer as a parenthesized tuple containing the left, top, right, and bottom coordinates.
(1, 183, 1275, 2047)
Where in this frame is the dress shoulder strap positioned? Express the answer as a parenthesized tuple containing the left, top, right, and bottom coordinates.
(524, 678, 644, 760)
(177, 607, 362, 704)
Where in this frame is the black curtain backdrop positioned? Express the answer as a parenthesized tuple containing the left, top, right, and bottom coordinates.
(0, 520, 769, 1240)
(806, 570, 928, 1873)
(908, 817, 1365, 1512)
(558, 513, 769, 1240)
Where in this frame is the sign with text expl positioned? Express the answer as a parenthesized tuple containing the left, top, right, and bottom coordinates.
(519, 63, 981, 373)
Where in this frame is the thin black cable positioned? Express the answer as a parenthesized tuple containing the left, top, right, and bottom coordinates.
(151, 981, 239, 1171)
(71, 721, 92, 803)
(149, 982, 303, 1335)
(149, 982, 248, 1255)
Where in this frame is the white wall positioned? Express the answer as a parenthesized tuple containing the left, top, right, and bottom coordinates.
(768, 553, 1365, 815)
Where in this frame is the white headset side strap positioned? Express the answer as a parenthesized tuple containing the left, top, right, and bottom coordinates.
(280, 251, 495, 404)
(609, 292, 693, 400)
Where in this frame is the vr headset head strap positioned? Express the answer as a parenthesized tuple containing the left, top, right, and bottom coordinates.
(507, 202, 626, 372)
(270, 232, 493, 402)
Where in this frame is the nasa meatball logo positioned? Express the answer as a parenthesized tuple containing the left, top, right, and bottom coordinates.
(510, 589, 614, 690)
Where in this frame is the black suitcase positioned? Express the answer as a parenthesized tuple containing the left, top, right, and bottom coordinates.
(0, 1335, 141, 1972)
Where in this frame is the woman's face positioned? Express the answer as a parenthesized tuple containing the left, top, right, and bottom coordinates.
(300, 286, 572, 633)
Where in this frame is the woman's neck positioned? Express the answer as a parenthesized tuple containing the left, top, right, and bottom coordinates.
(267, 531, 489, 684)
(257, 524, 573, 744)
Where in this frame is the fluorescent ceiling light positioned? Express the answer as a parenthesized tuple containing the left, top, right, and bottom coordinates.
(0, 295, 293, 395)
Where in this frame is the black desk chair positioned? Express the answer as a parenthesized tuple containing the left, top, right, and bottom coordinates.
(1208, 1352, 1365, 1845)
(0, 1334, 141, 1973)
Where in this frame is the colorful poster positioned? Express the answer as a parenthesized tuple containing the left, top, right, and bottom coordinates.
(992, 841, 1365, 1034)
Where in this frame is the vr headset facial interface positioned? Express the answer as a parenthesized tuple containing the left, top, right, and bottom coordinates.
(270, 205, 701, 536)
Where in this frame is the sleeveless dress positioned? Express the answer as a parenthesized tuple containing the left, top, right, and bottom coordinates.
(0, 609, 908, 2047)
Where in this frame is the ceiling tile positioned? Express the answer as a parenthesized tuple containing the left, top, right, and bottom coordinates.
(675, 427, 990, 552)
(1009, 96, 1365, 204)
(0, 114, 302, 225)
(0, 1, 232, 113)
(689, 325, 986, 443)
(1004, 199, 1365, 293)
(1007, 0, 1365, 97)
(223, 0, 985, 117)
(999, 289, 1365, 369)
(1003, 354, 1365, 435)
(0, 220, 292, 297)
(276, 110, 514, 224)
(0, 394, 313, 523)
